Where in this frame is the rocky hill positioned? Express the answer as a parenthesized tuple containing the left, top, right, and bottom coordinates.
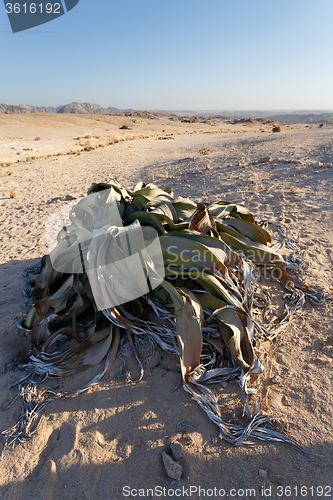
(262, 113, 333, 125)
(187, 110, 333, 125)
(1, 102, 131, 114)
(56, 102, 110, 114)
(2, 103, 332, 124)
(0, 104, 29, 114)
(19, 104, 59, 113)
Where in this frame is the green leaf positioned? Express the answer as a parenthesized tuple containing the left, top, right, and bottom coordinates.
(132, 187, 174, 210)
(218, 232, 284, 265)
(161, 280, 202, 381)
(191, 291, 228, 311)
(208, 201, 255, 222)
(222, 219, 270, 244)
(214, 306, 254, 373)
(83, 326, 113, 366)
(124, 211, 166, 235)
(172, 198, 197, 220)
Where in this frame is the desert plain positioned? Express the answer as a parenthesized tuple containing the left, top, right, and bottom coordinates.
(0, 112, 332, 500)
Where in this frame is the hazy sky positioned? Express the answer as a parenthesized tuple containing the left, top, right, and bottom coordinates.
(1, 0, 333, 110)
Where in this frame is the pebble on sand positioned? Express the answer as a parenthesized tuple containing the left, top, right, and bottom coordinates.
(170, 441, 184, 461)
(162, 452, 183, 481)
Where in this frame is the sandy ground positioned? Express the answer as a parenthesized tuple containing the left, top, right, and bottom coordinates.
(0, 112, 300, 166)
(0, 118, 332, 500)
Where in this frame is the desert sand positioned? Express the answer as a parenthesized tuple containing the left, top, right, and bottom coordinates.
(0, 115, 332, 500)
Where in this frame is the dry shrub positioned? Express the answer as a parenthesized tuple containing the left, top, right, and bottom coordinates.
(9, 185, 18, 198)
(6, 170, 13, 176)
(35, 136, 41, 141)
(198, 147, 213, 155)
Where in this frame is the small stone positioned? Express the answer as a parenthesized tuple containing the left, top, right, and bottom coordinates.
(271, 375, 283, 384)
(211, 438, 217, 444)
(183, 435, 194, 446)
(282, 396, 291, 407)
(162, 452, 183, 480)
(170, 441, 184, 461)
(259, 157, 271, 164)
(259, 469, 268, 478)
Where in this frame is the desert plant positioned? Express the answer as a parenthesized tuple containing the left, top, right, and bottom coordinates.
(119, 125, 129, 130)
(9, 185, 17, 198)
(199, 147, 213, 155)
(35, 136, 41, 141)
(1, 179, 324, 455)
(272, 126, 281, 133)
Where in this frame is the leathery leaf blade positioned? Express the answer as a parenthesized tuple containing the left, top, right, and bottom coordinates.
(161, 280, 202, 381)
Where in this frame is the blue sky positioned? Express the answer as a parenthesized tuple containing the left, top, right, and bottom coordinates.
(1, 0, 333, 110)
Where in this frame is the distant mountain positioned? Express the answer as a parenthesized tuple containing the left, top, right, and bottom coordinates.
(170, 110, 333, 124)
(108, 106, 133, 113)
(57, 102, 110, 114)
(0, 103, 29, 114)
(2, 103, 332, 124)
(261, 113, 333, 124)
(19, 104, 59, 113)
(1, 102, 132, 114)
(123, 110, 181, 121)
(55, 102, 133, 114)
